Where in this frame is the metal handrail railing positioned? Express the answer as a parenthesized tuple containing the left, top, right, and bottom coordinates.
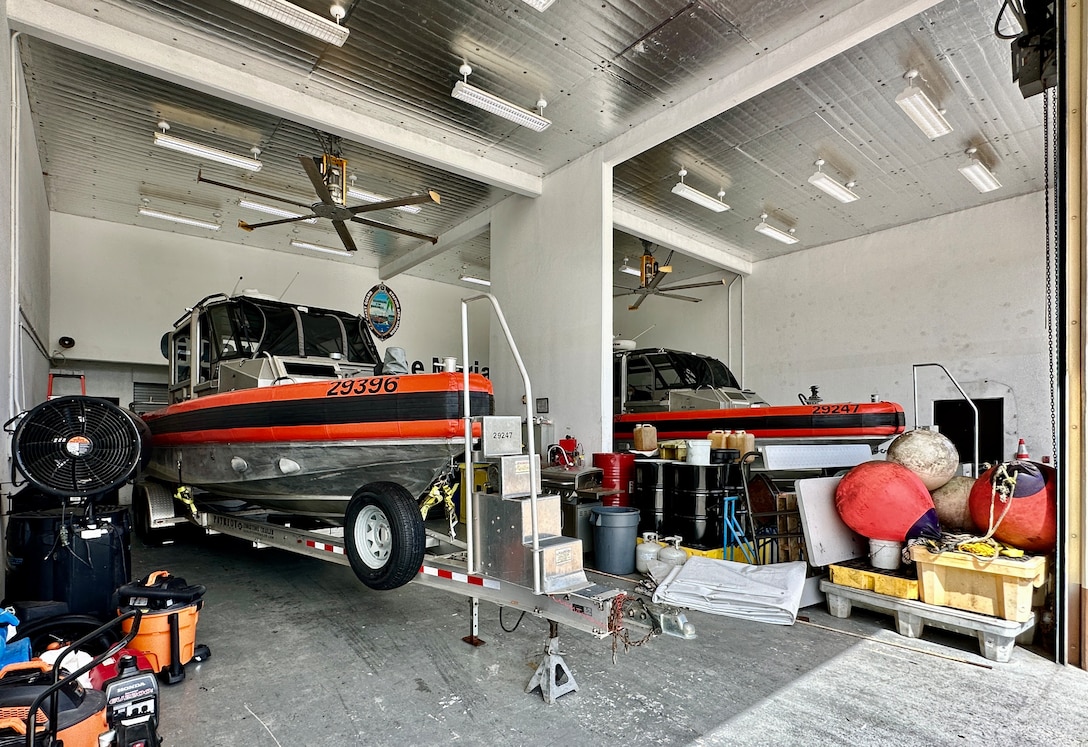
(461, 293, 542, 594)
(912, 362, 979, 478)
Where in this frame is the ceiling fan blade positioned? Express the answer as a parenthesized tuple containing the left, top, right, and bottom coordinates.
(349, 191, 441, 214)
(197, 170, 313, 210)
(658, 279, 728, 292)
(299, 155, 336, 205)
(657, 292, 703, 303)
(238, 214, 318, 231)
(628, 293, 648, 311)
(332, 220, 358, 252)
(349, 215, 438, 244)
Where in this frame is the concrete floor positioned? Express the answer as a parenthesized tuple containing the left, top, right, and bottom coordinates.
(139, 532, 1088, 746)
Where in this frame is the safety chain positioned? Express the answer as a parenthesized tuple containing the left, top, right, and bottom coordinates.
(608, 593, 655, 664)
(1043, 86, 1059, 467)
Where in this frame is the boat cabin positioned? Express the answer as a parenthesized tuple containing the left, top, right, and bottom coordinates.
(614, 348, 767, 415)
(166, 292, 381, 404)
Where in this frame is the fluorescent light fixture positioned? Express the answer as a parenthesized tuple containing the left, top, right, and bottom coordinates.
(808, 159, 859, 203)
(459, 275, 491, 286)
(519, 0, 557, 9)
(619, 258, 641, 277)
(240, 198, 317, 223)
(346, 185, 421, 214)
(671, 169, 729, 212)
(225, 0, 350, 46)
(290, 239, 351, 256)
(138, 207, 221, 231)
(958, 148, 1001, 193)
(451, 64, 551, 132)
(895, 70, 952, 139)
(754, 213, 798, 245)
(154, 123, 262, 171)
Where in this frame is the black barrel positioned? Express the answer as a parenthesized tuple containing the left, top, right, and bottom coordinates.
(632, 459, 668, 533)
(662, 463, 732, 550)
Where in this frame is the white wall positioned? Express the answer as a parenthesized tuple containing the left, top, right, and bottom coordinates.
(744, 192, 1049, 461)
(49, 212, 490, 384)
(613, 272, 745, 382)
(491, 151, 613, 453)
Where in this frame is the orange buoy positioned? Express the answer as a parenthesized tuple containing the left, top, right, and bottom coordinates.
(835, 461, 939, 541)
(968, 460, 1056, 553)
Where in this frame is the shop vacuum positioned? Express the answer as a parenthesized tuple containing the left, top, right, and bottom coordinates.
(0, 610, 161, 746)
(3, 395, 149, 625)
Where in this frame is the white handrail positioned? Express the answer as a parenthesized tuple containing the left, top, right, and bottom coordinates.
(461, 293, 542, 594)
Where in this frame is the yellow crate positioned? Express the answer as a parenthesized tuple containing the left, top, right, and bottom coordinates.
(909, 547, 1047, 622)
(829, 558, 918, 600)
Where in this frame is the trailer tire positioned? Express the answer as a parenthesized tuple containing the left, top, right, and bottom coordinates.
(345, 482, 425, 590)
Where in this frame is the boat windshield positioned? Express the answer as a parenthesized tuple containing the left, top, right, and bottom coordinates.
(205, 298, 380, 365)
(629, 350, 741, 392)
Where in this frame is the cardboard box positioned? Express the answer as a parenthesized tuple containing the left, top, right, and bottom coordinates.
(909, 547, 1047, 622)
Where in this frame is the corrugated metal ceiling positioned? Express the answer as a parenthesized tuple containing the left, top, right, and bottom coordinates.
(12, 0, 1045, 287)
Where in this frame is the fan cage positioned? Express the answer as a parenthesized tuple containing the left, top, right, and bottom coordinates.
(12, 396, 143, 498)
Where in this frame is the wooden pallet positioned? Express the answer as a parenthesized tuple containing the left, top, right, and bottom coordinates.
(819, 580, 1035, 663)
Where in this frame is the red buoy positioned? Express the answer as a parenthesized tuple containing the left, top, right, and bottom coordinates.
(835, 461, 939, 541)
(968, 461, 1056, 553)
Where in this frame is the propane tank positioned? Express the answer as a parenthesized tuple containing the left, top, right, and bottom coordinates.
(635, 532, 662, 573)
(657, 536, 688, 569)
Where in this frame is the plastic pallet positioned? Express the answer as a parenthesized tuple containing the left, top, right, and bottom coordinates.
(819, 580, 1035, 663)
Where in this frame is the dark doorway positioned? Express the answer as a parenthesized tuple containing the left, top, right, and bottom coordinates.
(932, 397, 1005, 466)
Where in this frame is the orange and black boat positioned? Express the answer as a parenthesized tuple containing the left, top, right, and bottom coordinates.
(140, 292, 493, 516)
(613, 348, 904, 447)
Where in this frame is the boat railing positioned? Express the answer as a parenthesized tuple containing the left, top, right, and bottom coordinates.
(460, 293, 542, 595)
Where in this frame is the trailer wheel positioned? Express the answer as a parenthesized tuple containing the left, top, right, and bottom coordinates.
(345, 482, 425, 590)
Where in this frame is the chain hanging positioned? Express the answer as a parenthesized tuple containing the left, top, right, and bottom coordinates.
(1043, 86, 1059, 467)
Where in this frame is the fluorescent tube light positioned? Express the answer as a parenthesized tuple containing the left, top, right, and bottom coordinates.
(459, 275, 491, 286)
(754, 213, 798, 245)
(808, 160, 859, 203)
(619, 259, 641, 277)
(290, 239, 351, 256)
(154, 126, 263, 171)
(520, 0, 557, 9)
(347, 186, 421, 214)
(671, 169, 729, 212)
(225, 0, 350, 46)
(958, 148, 1001, 193)
(895, 70, 952, 139)
(451, 65, 551, 132)
(240, 198, 317, 223)
(138, 207, 221, 231)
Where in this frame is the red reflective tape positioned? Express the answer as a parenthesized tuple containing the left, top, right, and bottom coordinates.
(467, 575, 484, 586)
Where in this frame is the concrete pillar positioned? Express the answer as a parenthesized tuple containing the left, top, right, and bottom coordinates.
(490, 150, 613, 454)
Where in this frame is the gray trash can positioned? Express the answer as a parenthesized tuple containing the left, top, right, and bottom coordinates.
(590, 506, 640, 575)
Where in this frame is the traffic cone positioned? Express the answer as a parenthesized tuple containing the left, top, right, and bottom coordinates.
(1015, 438, 1029, 460)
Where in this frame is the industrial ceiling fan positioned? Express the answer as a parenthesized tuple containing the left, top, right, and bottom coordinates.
(614, 243, 727, 310)
(197, 133, 440, 252)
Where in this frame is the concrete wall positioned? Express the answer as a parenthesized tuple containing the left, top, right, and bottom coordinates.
(744, 191, 1049, 462)
(490, 151, 612, 453)
(49, 212, 490, 383)
(612, 272, 744, 382)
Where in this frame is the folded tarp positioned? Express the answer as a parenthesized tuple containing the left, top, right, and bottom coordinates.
(651, 555, 808, 625)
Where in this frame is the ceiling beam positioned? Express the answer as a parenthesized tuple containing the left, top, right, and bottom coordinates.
(7, 0, 543, 197)
(602, 0, 944, 165)
(380, 207, 492, 280)
(613, 200, 752, 277)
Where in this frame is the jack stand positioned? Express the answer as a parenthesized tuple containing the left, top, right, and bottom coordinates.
(525, 620, 578, 704)
(462, 597, 485, 647)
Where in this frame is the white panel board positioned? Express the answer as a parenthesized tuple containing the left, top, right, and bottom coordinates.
(795, 476, 867, 567)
